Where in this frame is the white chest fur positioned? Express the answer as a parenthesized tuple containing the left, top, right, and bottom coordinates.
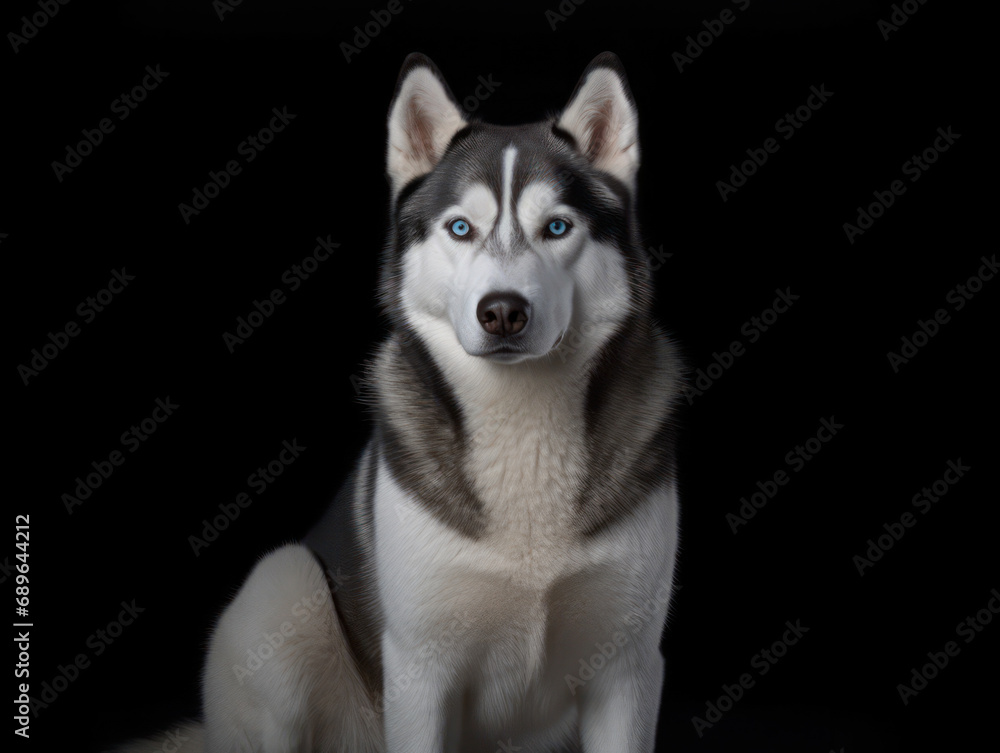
(374, 454, 677, 739)
(373, 358, 678, 741)
(373, 331, 678, 745)
(461, 368, 587, 581)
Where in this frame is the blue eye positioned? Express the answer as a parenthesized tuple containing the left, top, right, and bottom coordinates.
(547, 219, 569, 237)
(450, 219, 471, 237)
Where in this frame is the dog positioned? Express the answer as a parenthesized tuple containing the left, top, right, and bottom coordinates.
(115, 51, 683, 753)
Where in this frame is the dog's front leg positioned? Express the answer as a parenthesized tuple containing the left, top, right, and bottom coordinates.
(577, 644, 664, 753)
(381, 630, 456, 753)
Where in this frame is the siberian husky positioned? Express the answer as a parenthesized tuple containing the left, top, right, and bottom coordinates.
(116, 51, 683, 753)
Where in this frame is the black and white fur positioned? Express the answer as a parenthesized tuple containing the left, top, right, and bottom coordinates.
(116, 52, 683, 753)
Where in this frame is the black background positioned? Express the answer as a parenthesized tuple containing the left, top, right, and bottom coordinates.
(7, 1, 996, 751)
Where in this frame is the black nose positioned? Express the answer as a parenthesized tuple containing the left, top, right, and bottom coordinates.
(476, 292, 529, 337)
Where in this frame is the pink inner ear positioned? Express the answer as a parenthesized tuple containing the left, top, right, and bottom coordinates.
(406, 97, 435, 164)
(586, 99, 615, 163)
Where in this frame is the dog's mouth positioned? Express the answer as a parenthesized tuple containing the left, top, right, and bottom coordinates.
(480, 345, 528, 363)
(476, 333, 566, 363)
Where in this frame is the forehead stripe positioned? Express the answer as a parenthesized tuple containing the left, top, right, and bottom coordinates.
(498, 145, 518, 247)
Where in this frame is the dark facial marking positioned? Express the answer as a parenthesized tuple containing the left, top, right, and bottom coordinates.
(373, 331, 488, 539)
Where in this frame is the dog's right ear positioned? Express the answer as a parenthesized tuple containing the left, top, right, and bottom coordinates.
(386, 54, 467, 195)
(557, 52, 639, 191)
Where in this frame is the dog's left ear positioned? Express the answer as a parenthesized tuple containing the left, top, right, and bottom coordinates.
(557, 52, 639, 189)
(387, 53, 467, 194)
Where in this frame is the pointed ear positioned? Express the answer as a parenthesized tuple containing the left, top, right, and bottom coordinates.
(386, 54, 467, 194)
(556, 52, 639, 188)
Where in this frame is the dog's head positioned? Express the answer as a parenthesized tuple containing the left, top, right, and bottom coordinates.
(381, 53, 649, 368)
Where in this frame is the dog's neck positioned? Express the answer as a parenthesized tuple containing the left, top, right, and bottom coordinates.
(370, 309, 679, 538)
